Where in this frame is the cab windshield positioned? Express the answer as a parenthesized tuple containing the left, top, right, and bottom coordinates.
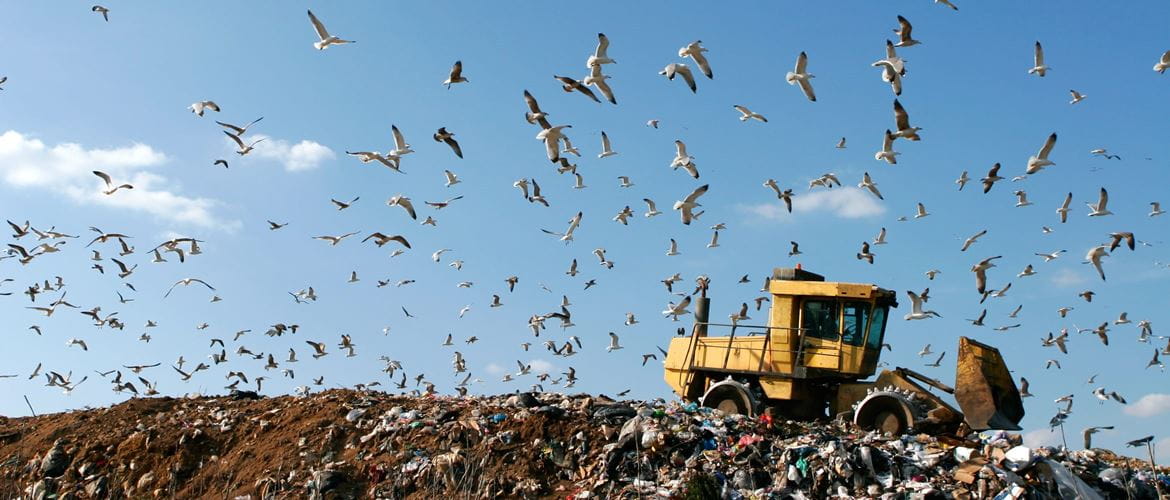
(865, 305, 889, 350)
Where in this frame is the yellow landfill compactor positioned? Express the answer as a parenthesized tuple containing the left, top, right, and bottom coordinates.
(663, 267, 1024, 435)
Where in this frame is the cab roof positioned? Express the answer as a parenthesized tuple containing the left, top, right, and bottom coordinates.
(769, 267, 897, 304)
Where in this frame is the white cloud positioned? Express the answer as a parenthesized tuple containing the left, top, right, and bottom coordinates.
(1049, 268, 1088, 288)
(243, 135, 334, 172)
(1158, 437, 1170, 465)
(1124, 393, 1170, 417)
(741, 187, 885, 221)
(485, 363, 503, 375)
(1022, 428, 1064, 448)
(0, 130, 234, 229)
(529, 358, 556, 375)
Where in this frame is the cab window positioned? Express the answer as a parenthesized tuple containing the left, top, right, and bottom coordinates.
(865, 306, 888, 350)
(801, 300, 839, 340)
(842, 302, 870, 346)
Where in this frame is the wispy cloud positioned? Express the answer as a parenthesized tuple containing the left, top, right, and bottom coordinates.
(740, 187, 885, 221)
(0, 130, 234, 229)
(1124, 393, 1170, 417)
(236, 134, 334, 172)
(1022, 428, 1064, 448)
(1049, 268, 1088, 288)
(529, 358, 556, 375)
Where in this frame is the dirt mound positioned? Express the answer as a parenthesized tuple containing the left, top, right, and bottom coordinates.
(0, 390, 1165, 498)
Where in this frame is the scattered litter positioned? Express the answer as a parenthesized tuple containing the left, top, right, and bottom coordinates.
(0, 390, 1164, 498)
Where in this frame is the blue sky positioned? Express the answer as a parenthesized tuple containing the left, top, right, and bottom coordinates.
(1, 2, 1169, 462)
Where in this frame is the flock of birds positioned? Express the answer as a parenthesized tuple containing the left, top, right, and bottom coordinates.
(2, 4, 1170, 452)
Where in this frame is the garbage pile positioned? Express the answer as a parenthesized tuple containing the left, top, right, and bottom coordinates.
(0, 389, 1165, 499)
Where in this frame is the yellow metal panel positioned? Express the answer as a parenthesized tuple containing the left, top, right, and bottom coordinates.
(837, 344, 867, 374)
(663, 337, 691, 370)
(801, 337, 840, 370)
(765, 335, 794, 374)
(663, 337, 697, 397)
(691, 336, 767, 371)
(769, 280, 875, 300)
(759, 377, 794, 400)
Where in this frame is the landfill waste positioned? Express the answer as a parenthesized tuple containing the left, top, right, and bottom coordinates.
(0, 389, 1165, 498)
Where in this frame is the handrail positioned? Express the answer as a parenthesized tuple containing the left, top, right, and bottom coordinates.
(720, 324, 738, 370)
(694, 341, 843, 359)
(757, 329, 771, 372)
(696, 322, 807, 331)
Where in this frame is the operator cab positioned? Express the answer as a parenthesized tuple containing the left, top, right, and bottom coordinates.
(768, 267, 896, 378)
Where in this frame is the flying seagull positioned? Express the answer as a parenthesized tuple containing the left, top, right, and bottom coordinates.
(859, 172, 883, 200)
(673, 184, 708, 225)
(875, 130, 899, 164)
(307, 10, 354, 50)
(598, 131, 618, 158)
(1028, 41, 1049, 77)
(554, 75, 600, 102)
(163, 278, 215, 298)
(1085, 246, 1109, 281)
(386, 194, 418, 219)
(92, 171, 133, 195)
(1025, 133, 1057, 174)
(893, 16, 920, 47)
(733, 105, 767, 123)
(583, 64, 616, 104)
(225, 131, 264, 155)
(659, 63, 697, 93)
(1086, 188, 1112, 216)
(216, 117, 263, 137)
(313, 231, 360, 246)
(892, 99, 921, 140)
(432, 127, 463, 158)
(189, 101, 220, 116)
(1155, 51, 1170, 73)
(785, 52, 816, 101)
(587, 33, 615, 68)
(905, 290, 939, 320)
(678, 40, 713, 79)
(92, 5, 109, 21)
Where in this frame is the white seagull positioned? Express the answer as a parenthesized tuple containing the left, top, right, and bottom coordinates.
(598, 131, 618, 158)
(875, 130, 899, 164)
(673, 184, 708, 225)
(307, 10, 354, 50)
(1156, 50, 1170, 73)
(607, 332, 624, 352)
(785, 52, 816, 101)
(678, 40, 713, 79)
(587, 33, 616, 68)
(1086, 188, 1112, 217)
(1028, 41, 1049, 76)
(188, 101, 220, 116)
(663, 295, 692, 320)
(659, 63, 697, 93)
(858, 172, 883, 200)
(905, 290, 940, 320)
(92, 171, 133, 195)
(733, 105, 767, 123)
(1025, 133, 1057, 174)
(1085, 246, 1109, 281)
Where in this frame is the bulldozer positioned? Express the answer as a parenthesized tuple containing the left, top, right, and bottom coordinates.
(663, 266, 1024, 435)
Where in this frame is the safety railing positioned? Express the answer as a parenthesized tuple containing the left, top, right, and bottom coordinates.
(683, 322, 830, 374)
